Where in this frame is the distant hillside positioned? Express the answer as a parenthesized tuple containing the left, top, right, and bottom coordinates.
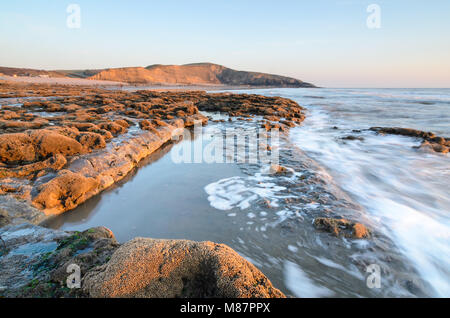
(57, 69, 104, 79)
(89, 63, 315, 87)
(0, 66, 66, 78)
(1, 63, 315, 87)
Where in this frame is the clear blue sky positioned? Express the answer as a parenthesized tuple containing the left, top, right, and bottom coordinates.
(1, 0, 449, 87)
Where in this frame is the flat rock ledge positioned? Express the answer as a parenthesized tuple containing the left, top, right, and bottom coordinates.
(32, 120, 185, 215)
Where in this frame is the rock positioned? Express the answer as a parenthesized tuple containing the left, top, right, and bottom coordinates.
(28, 129, 84, 159)
(280, 120, 296, 127)
(352, 223, 371, 239)
(88, 128, 113, 140)
(269, 164, 293, 175)
(114, 119, 130, 128)
(0, 223, 119, 297)
(0, 209, 11, 227)
(0, 129, 88, 164)
(0, 154, 67, 179)
(370, 127, 449, 154)
(83, 238, 285, 298)
(77, 132, 106, 151)
(313, 217, 371, 239)
(0, 133, 36, 164)
(264, 115, 281, 122)
(98, 122, 127, 135)
(370, 127, 435, 139)
(0, 195, 46, 225)
(430, 144, 449, 153)
(32, 170, 99, 214)
(0, 84, 307, 220)
(139, 119, 160, 136)
(341, 135, 364, 141)
(183, 114, 209, 127)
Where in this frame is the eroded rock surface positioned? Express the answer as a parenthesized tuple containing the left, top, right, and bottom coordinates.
(313, 217, 371, 239)
(83, 237, 285, 298)
(0, 223, 118, 297)
(0, 82, 296, 298)
(0, 82, 305, 217)
(0, 224, 283, 298)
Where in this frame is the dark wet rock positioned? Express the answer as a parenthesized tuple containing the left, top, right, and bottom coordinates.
(83, 237, 285, 298)
(370, 127, 449, 154)
(370, 127, 436, 139)
(0, 208, 11, 227)
(0, 223, 118, 297)
(341, 135, 364, 141)
(313, 217, 371, 239)
(419, 141, 449, 154)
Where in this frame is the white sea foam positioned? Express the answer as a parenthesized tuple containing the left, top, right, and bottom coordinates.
(284, 261, 334, 297)
(291, 105, 450, 297)
(204, 174, 286, 211)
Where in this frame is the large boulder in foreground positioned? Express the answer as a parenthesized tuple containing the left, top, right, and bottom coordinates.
(83, 238, 285, 298)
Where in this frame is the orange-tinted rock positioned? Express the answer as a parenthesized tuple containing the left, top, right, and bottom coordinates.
(32, 170, 99, 214)
(139, 119, 160, 136)
(352, 223, 371, 239)
(269, 164, 293, 175)
(0, 154, 66, 179)
(0, 133, 36, 164)
(87, 128, 113, 140)
(68, 122, 99, 132)
(63, 104, 82, 112)
(313, 217, 371, 239)
(98, 122, 127, 135)
(114, 119, 130, 128)
(83, 238, 285, 298)
(77, 132, 106, 151)
(28, 129, 83, 159)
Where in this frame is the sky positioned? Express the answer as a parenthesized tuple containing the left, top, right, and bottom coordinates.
(1, 0, 449, 88)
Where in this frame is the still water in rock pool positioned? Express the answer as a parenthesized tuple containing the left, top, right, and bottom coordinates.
(46, 88, 450, 297)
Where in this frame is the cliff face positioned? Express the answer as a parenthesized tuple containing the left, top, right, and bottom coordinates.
(1, 63, 315, 87)
(88, 63, 315, 87)
(87, 67, 156, 84)
(216, 67, 315, 87)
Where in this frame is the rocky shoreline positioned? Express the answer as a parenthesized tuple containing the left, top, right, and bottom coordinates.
(1, 81, 441, 298)
(0, 81, 304, 297)
(369, 127, 450, 153)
